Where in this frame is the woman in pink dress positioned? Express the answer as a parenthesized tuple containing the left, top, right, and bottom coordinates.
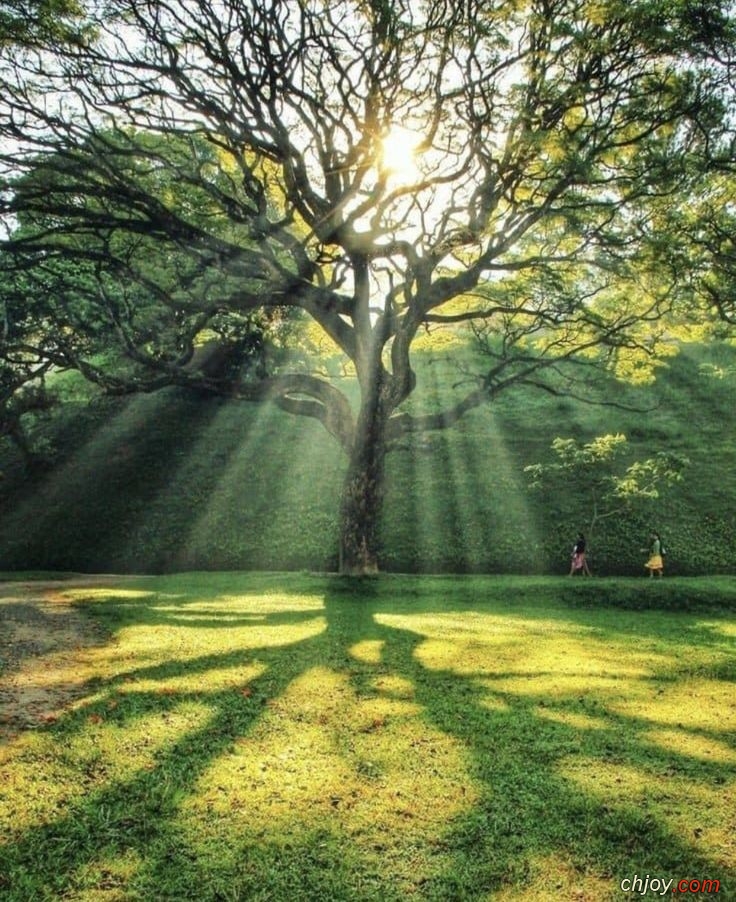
(569, 533, 591, 576)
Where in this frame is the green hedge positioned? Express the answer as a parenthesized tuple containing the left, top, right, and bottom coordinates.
(0, 343, 734, 575)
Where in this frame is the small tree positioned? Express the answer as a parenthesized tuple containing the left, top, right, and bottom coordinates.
(525, 434, 689, 562)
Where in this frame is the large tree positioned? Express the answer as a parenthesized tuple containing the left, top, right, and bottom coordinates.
(1, 0, 734, 573)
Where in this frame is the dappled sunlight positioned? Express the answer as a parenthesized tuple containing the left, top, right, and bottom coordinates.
(112, 612, 326, 655)
(351, 692, 424, 726)
(0, 583, 326, 747)
(78, 592, 326, 670)
(0, 702, 214, 833)
(349, 638, 384, 664)
(534, 708, 610, 732)
(0, 649, 99, 697)
(62, 608, 325, 694)
(0, 588, 109, 735)
(2, 574, 735, 898)
(264, 665, 356, 727)
(370, 673, 415, 700)
(377, 609, 590, 642)
(478, 696, 511, 714)
(493, 853, 613, 901)
(64, 588, 154, 600)
(557, 755, 735, 869)
(643, 728, 736, 765)
(488, 674, 646, 700)
(559, 759, 653, 797)
(117, 663, 267, 696)
(694, 619, 736, 638)
(69, 849, 142, 899)
(0, 730, 91, 831)
(376, 611, 667, 683)
(180, 665, 479, 860)
(609, 678, 736, 732)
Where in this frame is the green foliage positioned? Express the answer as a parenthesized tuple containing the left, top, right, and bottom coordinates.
(0, 0, 87, 46)
(525, 433, 630, 490)
(614, 451, 689, 500)
(0, 341, 733, 576)
(525, 432, 689, 544)
(2, 0, 735, 574)
(1, 129, 301, 403)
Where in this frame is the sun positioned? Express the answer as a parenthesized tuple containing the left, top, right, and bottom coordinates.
(379, 125, 422, 183)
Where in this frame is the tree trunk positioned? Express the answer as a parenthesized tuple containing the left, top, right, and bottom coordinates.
(338, 400, 388, 576)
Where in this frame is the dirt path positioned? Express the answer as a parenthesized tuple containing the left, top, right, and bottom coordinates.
(0, 577, 111, 741)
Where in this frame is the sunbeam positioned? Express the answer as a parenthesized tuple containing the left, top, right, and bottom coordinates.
(180, 399, 342, 570)
(0, 390, 180, 570)
(388, 351, 546, 573)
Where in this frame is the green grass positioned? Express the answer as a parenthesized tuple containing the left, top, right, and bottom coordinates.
(1, 572, 734, 900)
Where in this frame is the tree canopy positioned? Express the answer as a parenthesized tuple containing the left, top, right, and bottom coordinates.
(1, 0, 734, 572)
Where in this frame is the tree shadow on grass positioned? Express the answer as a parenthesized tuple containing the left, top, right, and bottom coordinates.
(320, 582, 735, 898)
(1, 616, 329, 898)
(87, 592, 326, 633)
(0, 576, 734, 900)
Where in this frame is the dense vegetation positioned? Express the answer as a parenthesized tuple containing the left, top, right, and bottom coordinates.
(3, 0, 735, 573)
(0, 341, 734, 576)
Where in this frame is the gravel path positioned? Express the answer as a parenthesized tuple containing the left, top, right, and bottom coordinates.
(0, 578, 109, 740)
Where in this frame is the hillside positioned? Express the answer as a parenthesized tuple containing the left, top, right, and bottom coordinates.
(0, 342, 734, 576)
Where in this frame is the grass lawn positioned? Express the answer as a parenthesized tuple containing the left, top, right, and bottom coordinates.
(0, 573, 734, 900)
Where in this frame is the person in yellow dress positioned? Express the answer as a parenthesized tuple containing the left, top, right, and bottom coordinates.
(644, 531, 664, 578)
